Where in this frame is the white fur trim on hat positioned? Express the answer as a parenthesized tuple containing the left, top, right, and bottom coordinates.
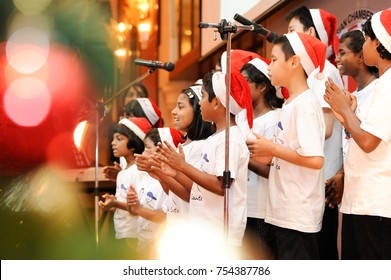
(157, 128, 174, 148)
(310, 9, 328, 46)
(285, 33, 316, 76)
(248, 58, 270, 80)
(371, 10, 391, 53)
(119, 118, 146, 141)
(212, 71, 243, 115)
(137, 98, 159, 126)
(189, 85, 202, 100)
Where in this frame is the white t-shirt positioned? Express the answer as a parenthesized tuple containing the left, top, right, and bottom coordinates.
(246, 110, 281, 219)
(136, 174, 168, 251)
(163, 140, 205, 226)
(189, 126, 249, 246)
(341, 69, 391, 219)
(308, 60, 343, 180)
(266, 89, 325, 233)
(342, 79, 377, 161)
(113, 164, 139, 239)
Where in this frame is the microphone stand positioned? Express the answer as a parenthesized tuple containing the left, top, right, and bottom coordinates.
(199, 19, 253, 243)
(93, 68, 156, 251)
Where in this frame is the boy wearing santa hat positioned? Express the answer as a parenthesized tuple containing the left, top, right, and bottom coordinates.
(324, 10, 391, 260)
(247, 33, 326, 259)
(287, 5, 344, 260)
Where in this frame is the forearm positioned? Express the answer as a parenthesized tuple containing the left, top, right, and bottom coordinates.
(180, 163, 224, 196)
(132, 207, 166, 224)
(248, 159, 270, 178)
(156, 172, 190, 202)
(341, 110, 380, 153)
(114, 200, 128, 211)
(273, 144, 324, 170)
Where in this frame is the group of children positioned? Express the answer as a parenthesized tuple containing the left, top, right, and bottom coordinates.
(99, 6, 391, 260)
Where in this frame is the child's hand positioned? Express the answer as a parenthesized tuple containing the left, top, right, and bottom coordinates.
(98, 193, 116, 211)
(126, 186, 140, 215)
(156, 142, 186, 171)
(324, 77, 354, 123)
(103, 162, 121, 182)
(246, 132, 274, 164)
(325, 173, 344, 208)
(135, 153, 153, 172)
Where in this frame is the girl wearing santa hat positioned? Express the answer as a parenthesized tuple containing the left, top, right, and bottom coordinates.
(324, 10, 391, 260)
(98, 117, 152, 259)
(239, 57, 283, 259)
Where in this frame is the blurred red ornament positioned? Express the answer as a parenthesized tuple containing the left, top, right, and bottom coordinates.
(0, 42, 96, 176)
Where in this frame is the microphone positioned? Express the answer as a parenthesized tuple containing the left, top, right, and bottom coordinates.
(233, 13, 278, 43)
(198, 22, 222, 29)
(134, 59, 175, 72)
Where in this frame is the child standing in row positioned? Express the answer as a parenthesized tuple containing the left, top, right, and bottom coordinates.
(98, 117, 152, 259)
(156, 70, 252, 255)
(126, 127, 184, 259)
(247, 33, 326, 259)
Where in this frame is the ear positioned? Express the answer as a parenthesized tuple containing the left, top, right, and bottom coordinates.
(213, 97, 221, 110)
(358, 50, 364, 62)
(308, 26, 317, 37)
(291, 55, 301, 69)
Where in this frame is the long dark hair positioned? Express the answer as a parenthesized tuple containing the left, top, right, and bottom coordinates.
(181, 86, 216, 141)
(241, 63, 283, 109)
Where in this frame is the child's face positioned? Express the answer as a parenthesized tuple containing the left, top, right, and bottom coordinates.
(362, 34, 378, 67)
(111, 132, 131, 158)
(143, 137, 157, 155)
(287, 17, 306, 34)
(171, 93, 194, 133)
(268, 44, 290, 88)
(199, 88, 214, 123)
(335, 39, 359, 76)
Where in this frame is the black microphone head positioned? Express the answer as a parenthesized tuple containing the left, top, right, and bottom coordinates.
(267, 32, 278, 43)
(198, 22, 208, 28)
(164, 62, 175, 72)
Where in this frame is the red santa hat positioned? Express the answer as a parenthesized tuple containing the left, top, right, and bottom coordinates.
(285, 32, 327, 79)
(119, 117, 152, 141)
(137, 98, 163, 127)
(371, 10, 391, 53)
(158, 127, 185, 148)
(309, 9, 339, 60)
(212, 70, 253, 128)
(220, 49, 262, 73)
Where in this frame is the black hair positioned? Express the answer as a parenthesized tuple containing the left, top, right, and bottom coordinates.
(273, 35, 296, 60)
(113, 123, 145, 154)
(124, 99, 148, 119)
(144, 128, 161, 146)
(124, 83, 148, 100)
(340, 30, 379, 75)
(124, 99, 162, 128)
(181, 86, 216, 141)
(286, 6, 320, 39)
(363, 18, 391, 60)
(202, 70, 217, 101)
(241, 63, 284, 109)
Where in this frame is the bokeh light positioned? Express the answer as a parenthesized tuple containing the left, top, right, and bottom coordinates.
(3, 77, 51, 127)
(6, 27, 50, 74)
(157, 220, 239, 260)
(13, 0, 52, 16)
